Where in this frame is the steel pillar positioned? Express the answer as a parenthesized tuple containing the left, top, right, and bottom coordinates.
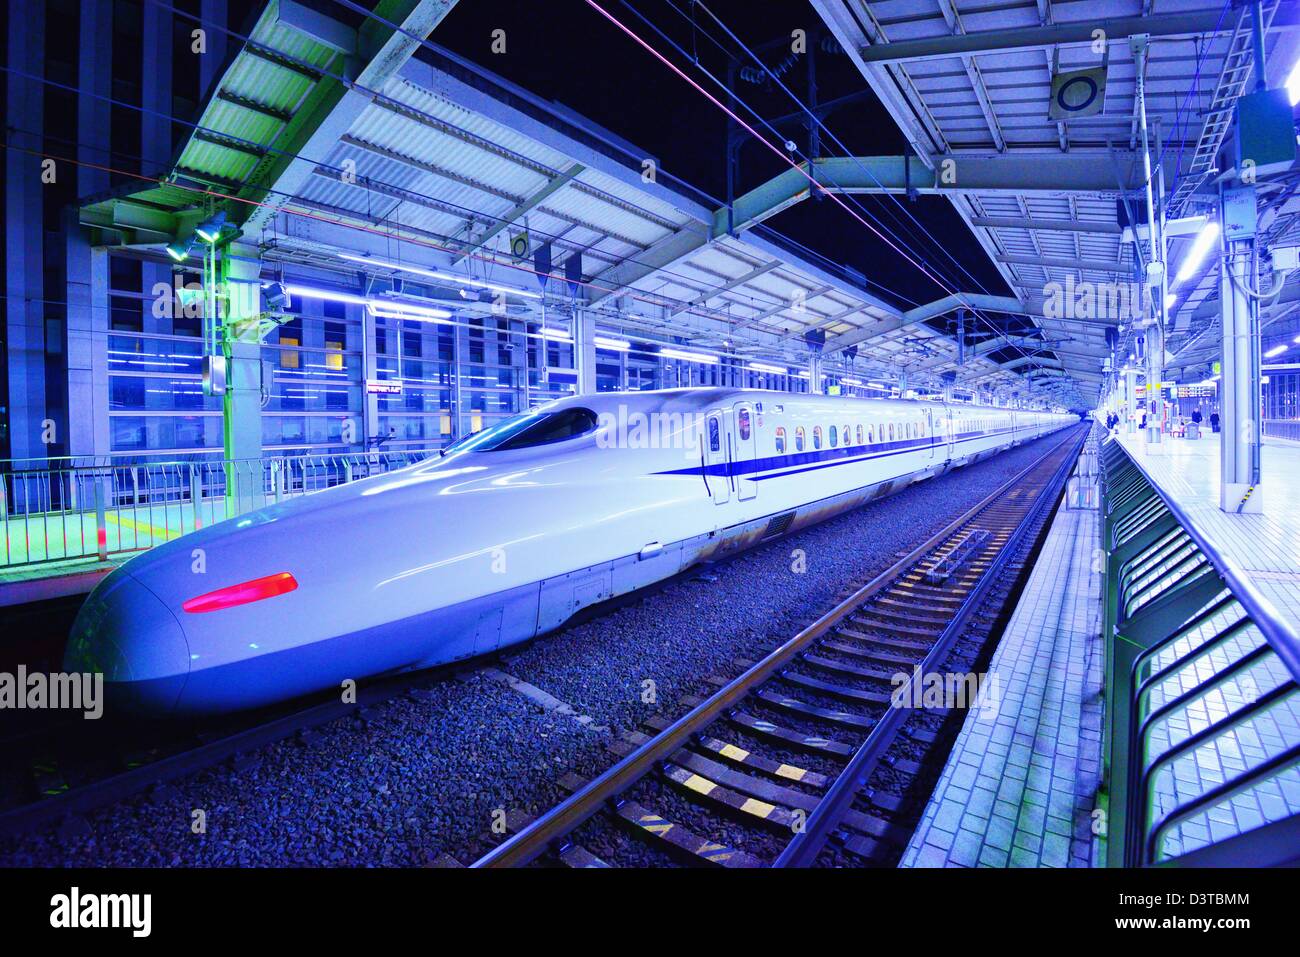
(1218, 221, 1263, 513)
(573, 310, 597, 396)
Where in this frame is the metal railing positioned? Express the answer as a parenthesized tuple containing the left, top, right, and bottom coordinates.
(1098, 437, 1300, 866)
(0, 449, 438, 571)
(1263, 419, 1300, 443)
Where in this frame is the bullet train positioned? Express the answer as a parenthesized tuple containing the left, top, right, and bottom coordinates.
(65, 389, 1077, 715)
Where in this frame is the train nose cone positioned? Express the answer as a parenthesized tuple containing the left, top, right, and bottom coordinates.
(64, 570, 191, 716)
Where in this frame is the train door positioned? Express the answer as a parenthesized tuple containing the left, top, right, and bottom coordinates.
(703, 409, 730, 504)
(732, 402, 758, 501)
(926, 408, 937, 460)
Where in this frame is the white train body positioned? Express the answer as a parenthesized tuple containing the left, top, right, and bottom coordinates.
(65, 388, 1076, 714)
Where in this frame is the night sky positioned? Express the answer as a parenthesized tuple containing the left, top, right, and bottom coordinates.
(428, 0, 1011, 315)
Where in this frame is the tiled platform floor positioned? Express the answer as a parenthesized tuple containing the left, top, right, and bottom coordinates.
(901, 497, 1104, 868)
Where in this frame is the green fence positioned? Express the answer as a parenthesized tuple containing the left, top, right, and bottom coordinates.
(1099, 438, 1300, 866)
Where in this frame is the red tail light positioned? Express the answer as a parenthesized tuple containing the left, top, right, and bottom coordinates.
(183, 572, 298, 613)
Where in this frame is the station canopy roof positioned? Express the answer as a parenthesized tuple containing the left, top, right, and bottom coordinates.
(811, 0, 1300, 399)
(78, 0, 1300, 404)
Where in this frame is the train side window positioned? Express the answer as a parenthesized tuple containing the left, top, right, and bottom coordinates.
(738, 408, 751, 440)
(775, 426, 786, 453)
(708, 417, 721, 452)
(829, 425, 837, 447)
(856, 424, 864, 445)
(843, 424, 850, 446)
(888, 423, 895, 441)
(869, 426, 875, 444)
(813, 426, 823, 449)
(795, 426, 805, 451)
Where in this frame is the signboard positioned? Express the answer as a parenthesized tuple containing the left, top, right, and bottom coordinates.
(366, 378, 402, 395)
(1049, 67, 1107, 120)
(509, 228, 531, 261)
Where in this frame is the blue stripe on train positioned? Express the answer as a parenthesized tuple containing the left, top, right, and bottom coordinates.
(655, 425, 1033, 480)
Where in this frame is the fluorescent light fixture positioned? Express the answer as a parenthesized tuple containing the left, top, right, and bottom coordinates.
(747, 361, 787, 374)
(659, 347, 717, 364)
(1288, 59, 1300, 107)
(165, 238, 194, 262)
(593, 335, 630, 351)
(842, 376, 863, 386)
(1164, 292, 1177, 311)
(540, 326, 573, 341)
(1174, 221, 1221, 285)
(195, 211, 228, 243)
(368, 300, 454, 323)
(1264, 344, 1288, 358)
(284, 284, 370, 306)
(338, 253, 543, 300)
(1293, 334, 1300, 345)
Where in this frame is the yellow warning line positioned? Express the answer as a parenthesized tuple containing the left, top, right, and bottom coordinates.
(105, 513, 184, 540)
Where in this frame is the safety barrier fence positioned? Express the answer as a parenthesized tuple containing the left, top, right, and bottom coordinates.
(1262, 419, 1300, 443)
(1099, 438, 1300, 866)
(0, 449, 438, 571)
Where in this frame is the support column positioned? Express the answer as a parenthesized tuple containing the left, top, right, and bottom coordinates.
(452, 319, 470, 439)
(220, 243, 264, 464)
(1145, 323, 1166, 451)
(1123, 369, 1133, 434)
(573, 310, 597, 396)
(362, 305, 380, 447)
(65, 243, 111, 458)
(65, 0, 113, 461)
(1218, 207, 1263, 513)
(807, 354, 823, 395)
(5, 0, 46, 460)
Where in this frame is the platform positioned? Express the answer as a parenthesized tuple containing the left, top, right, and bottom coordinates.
(1115, 433, 1300, 633)
(0, 556, 124, 607)
(901, 496, 1105, 868)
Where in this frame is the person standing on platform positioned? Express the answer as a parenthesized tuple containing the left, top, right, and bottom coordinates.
(1210, 410, 1221, 433)
(1192, 408, 1203, 426)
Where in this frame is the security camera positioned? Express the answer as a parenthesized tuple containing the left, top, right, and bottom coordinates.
(262, 281, 290, 311)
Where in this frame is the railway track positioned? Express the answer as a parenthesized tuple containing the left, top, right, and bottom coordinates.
(472, 425, 1089, 868)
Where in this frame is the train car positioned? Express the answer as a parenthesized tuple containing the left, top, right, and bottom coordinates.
(64, 389, 1076, 715)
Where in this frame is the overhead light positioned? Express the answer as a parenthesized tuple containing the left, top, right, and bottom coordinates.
(1288, 59, 1300, 107)
(1174, 221, 1221, 285)
(284, 284, 370, 306)
(368, 301, 454, 323)
(540, 326, 572, 342)
(338, 253, 543, 300)
(747, 361, 787, 374)
(594, 335, 631, 351)
(659, 347, 717, 364)
(165, 237, 195, 262)
(1164, 292, 1177, 311)
(1265, 344, 1288, 358)
(195, 210, 228, 244)
(1293, 334, 1300, 345)
(286, 284, 455, 320)
(842, 376, 863, 386)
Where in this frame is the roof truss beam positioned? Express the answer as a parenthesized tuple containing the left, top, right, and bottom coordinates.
(854, 9, 1288, 64)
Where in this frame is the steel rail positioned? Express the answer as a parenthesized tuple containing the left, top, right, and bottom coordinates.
(472, 425, 1088, 868)
(776, 427, 1088, 866)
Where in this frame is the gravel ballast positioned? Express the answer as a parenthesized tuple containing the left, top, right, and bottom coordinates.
(0, 433, 1070, 867)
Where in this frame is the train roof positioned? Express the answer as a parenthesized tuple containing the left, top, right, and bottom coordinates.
(546, 388, 1067, 417)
